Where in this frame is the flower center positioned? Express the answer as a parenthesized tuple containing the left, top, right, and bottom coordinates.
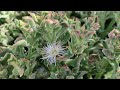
(51, 48, 58, 56)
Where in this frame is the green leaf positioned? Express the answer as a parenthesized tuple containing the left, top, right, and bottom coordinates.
(49, 72, 58, 79)
(13, 40, 29, 47)
(66, 76, 74, 79)
(24, 66, 30, 76)
(104, 70, 113, 79)
(23, 16, 37, 31)
(0, 69, 8, 79)
(102, 49, 114, 60)
(0, 53, 11, 65)
(76, 71, 88, 79)
(64, 59, 76, 67)
(10, 62, 24, 77)
(28, 12, 38, 22)
(104, 57, 119, 79)
(1, 53, 24, 77)
(28, 73, 36, 79)
(68, 41, 73, 54)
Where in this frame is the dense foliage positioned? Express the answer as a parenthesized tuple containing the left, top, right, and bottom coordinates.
(0, 11, 120, 79)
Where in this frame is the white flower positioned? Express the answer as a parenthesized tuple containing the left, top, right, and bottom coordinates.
(42, 42, 64, 65)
